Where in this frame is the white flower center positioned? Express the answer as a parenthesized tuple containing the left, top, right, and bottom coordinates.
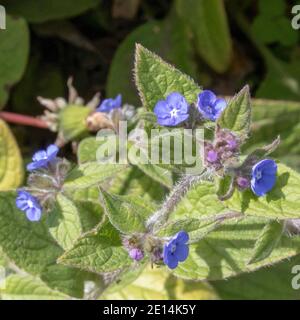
(27, 199, 34, 208)
(171, 244, 177, 253)
(255, 170, 262, 180)
(170, 108, 178, 118)
(206, 106, 212, 114)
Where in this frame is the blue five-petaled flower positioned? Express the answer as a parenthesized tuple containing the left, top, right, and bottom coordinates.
(251, 159, 277, 197)
(197, 90, 227, 121)
(27, 144, 59, 172)
(16, 190, 42, 222)
(96, 94, 122, 113)
(163, 231, 189, 269)
(154, 92, 189, 126)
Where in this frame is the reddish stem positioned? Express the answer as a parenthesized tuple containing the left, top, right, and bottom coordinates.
(0, 111, 48, 129)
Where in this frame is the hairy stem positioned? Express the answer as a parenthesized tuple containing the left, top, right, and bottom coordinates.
(147, 170, 211, 231)
(0, 111, 48, 129)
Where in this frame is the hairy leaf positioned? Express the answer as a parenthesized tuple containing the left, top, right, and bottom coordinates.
(217, 85, 251, 140)
(248, 220, 284, 264)
(58, 220, 132, 274)
(99, 189, 154, 234)
(0, 274, 68, 300)
(134, 44, 200, 111)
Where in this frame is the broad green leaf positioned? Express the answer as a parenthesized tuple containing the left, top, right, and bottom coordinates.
(67, 186, 100, 203)
(134, 44, 200, 111)
(58, 220, 132, 274)
(173, 216, 300, 281)
(0, 274, 68, 300)
(75, 201, 103, 232)
(157, 217, 222, 244)
(102, 267, 218, 300)
(58, 105, 91, 142)
(244, 99, 300, 170)
(256, 45, 300, 100)
(109, 166, 166, 202)
(0, 120, 24, 190)
(107, 12, 198, 105)
(63, 162, 127, 190)
(77, 136, 104, 164)
(0, 192, 85, 298)
(2, 0, 101, 23)
(176, 0, 232, 73)
(0, 15, 29, 108)
(213, 255, 300, 300)
(46, 194, 82, 250)
(132, 163, 173, 189)
(217, 85, 251, 139)
(248, 220, 284, 264)
(39, 264, 85, 298)
(225, 163, 300, 219)
(99, 189, 154, 234)
(169, 181, 228, 222)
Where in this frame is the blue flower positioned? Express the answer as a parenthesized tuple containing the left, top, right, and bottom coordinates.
(251, 159, 277, 197)
(16, 190, 42, 222)
(154, 92, 189, 126)
(96, 94, 122, 113)
(27, 144, 59, 172)
(163, 231, 189, 269)
(197, 90, 227, 121)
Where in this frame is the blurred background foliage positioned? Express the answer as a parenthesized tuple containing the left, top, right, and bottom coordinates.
(0, 0, 300, 299)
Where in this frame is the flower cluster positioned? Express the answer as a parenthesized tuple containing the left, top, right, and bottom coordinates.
(15, 145, 69, 222)
(204, 127, 240, 172)
(123, 231, 189, 270)
(87, 93, 136, 133)
(154, 90, 227, 127)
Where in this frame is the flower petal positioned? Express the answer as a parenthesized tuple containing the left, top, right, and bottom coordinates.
(175, 230, 189, 244)
(198, 90, 216, 108)
(175, 244, 189, 262)
(164, 249, 179, 269)
(46, 144, 59, 158)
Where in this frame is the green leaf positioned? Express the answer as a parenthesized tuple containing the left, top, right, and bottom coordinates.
(169, 181, 228, 222)
(107, 12, 198, 106)
(244, 99, 300, 170)
(77, 137, 104, 164)
(102, 267, 218, 300)
(0, 192, 85, 298)
(213, 255, 300, 299)
(99, 189, 154, 234)
(63, 162, 127, 190)
(217, 85, 251, 139)
(46, 194, 82, 250)
(248, 220, 284, 264)
(0, 15, 29, 108)
(58, 220, 132, 274)
(157, 217, 222, 243)
(109, 166, 166, 202)
(130, 158, 173, 189)
(256, 49, 300, 101)
(225, 163, 300, 219)
(176, 0, 232, 73)
(0, 120, 24, 190)
(0, 274, 68, 300)
(2, 0, 101, 23)
(134, 44, 200, 111)
(173, 216, 300, 281)
(75, 201, 103, 232)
